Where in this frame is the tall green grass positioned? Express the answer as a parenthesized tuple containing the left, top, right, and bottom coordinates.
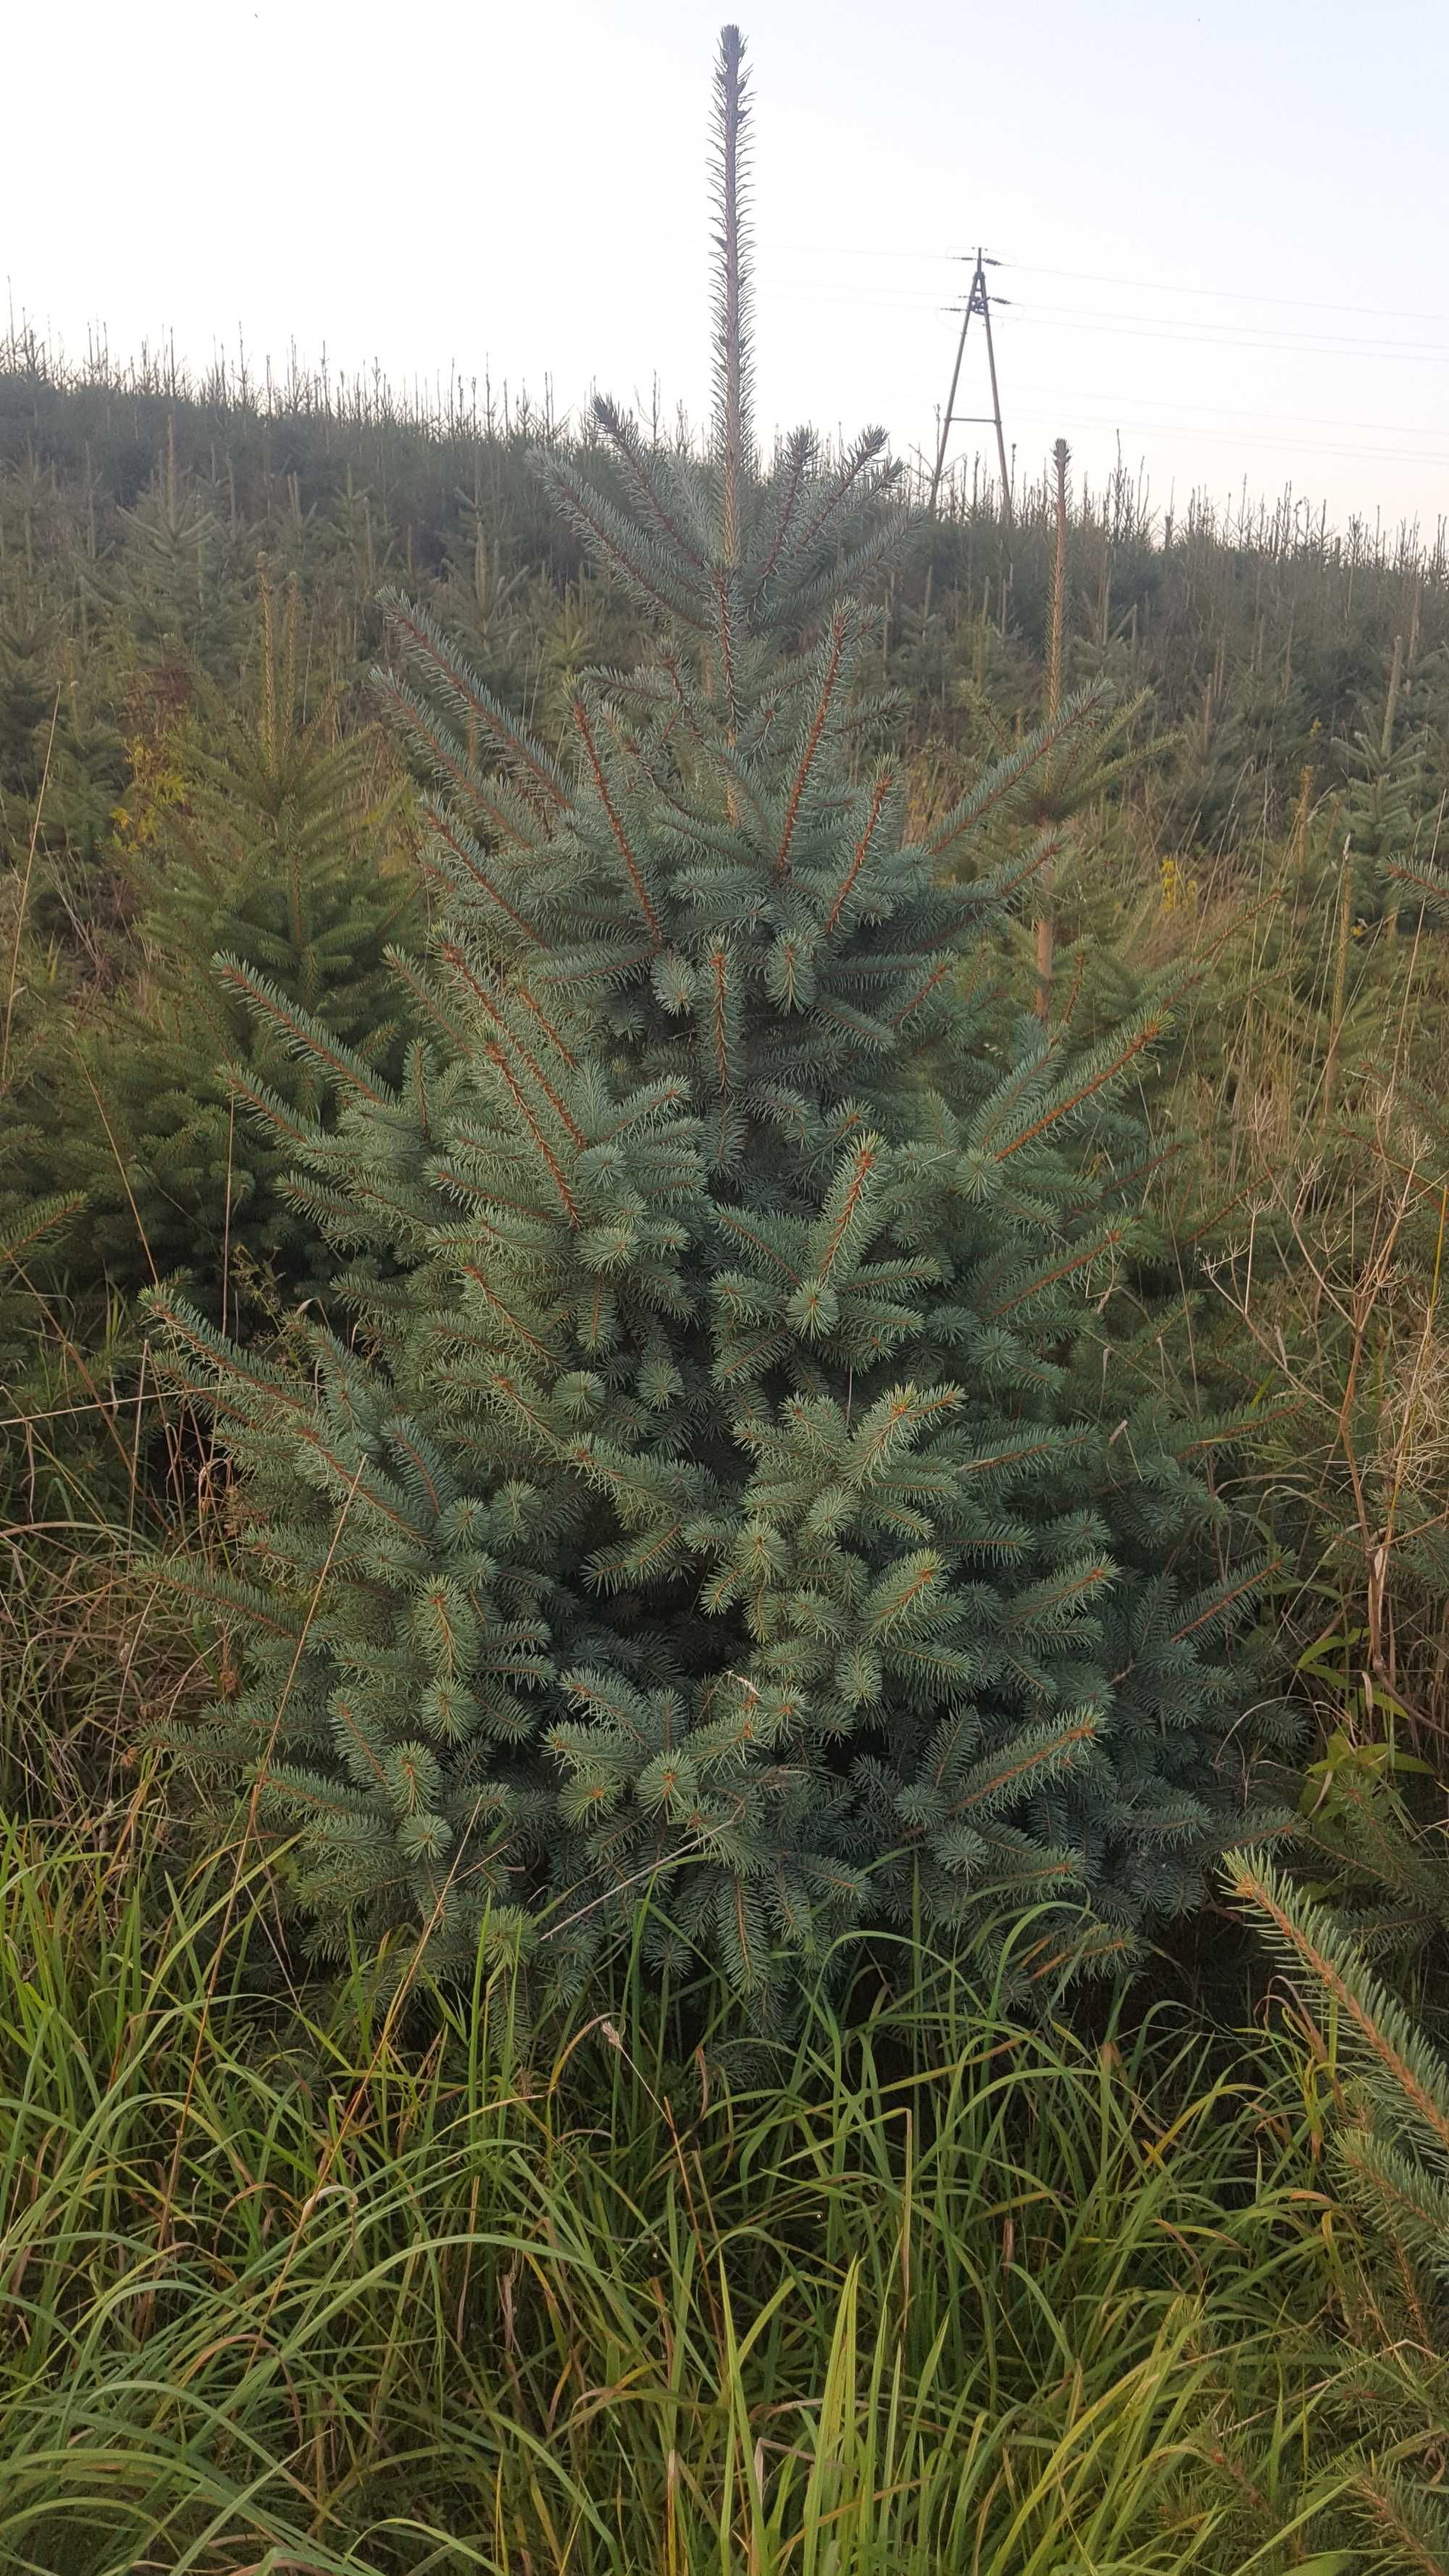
(0, 1800, 1433, 2575)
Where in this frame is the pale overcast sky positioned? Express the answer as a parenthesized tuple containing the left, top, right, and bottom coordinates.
(7, 0, 1448, 535)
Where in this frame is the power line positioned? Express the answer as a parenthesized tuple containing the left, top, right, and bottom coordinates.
(998, 308, 1449, 365)
(752, 276, 1449, 359)
(1007, 419, 1449, 468)
(1001, 259, 1449, 327)
(964, 390, 1449, 468)
(779, 231, 1449, 489)
(1007, 298, 1449, 357)
(1005, 380, 1449, 441)
(768, 240, 1449, 332)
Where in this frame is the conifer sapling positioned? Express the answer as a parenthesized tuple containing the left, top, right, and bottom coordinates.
(152, 26, 1288, 2004)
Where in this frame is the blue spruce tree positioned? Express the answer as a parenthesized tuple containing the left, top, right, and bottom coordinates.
(150, 28, 1287, 2004)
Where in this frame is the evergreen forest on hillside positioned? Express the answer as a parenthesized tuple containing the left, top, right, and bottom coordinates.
(5, 28, 1449, 2569)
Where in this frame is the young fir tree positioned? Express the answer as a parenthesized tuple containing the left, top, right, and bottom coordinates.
(1228, 1850, 1449, 2564)
(1334, 633, 1431, 926)
(0, 900, 83, 1445)
(151, 29, 1286, 2004)
(54, 566, 414, 1316)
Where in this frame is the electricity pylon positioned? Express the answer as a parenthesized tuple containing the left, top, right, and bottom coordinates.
(928, 248, 1012, 521)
